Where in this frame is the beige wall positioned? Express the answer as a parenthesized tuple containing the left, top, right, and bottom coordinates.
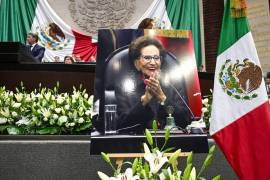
(247, 0, 270, 75)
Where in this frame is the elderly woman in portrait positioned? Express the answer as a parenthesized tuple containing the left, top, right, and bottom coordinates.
(115, 36, 190, 133)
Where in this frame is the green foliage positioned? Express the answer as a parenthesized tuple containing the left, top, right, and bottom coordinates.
(0, 83, 93, 135)
(99, 124, 220, 180)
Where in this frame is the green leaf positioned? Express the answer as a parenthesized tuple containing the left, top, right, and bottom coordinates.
(165, 128, 170, 142)
(197, 177, 207, 180)
(145, 129, 153, 146)
(186, 152, 193, 165)
(152, 120, 158, 131)
(0, 125, 10, 134)
(212, 175, 221, 180)
(36, 127, 59, 135)
(202, 154, 213, 171)
(182, 163, 192, 180)
(75, 122, 92, 132)
(162, 169, 170, 179)
(144, 163, 150, 178)
(227, 91, 232, 96)
(209, 145, 216, 154)
(7, 127, 22, 135)
(168, 149, 181, 164)
(132, 158, 138, 175)
(163, 147, 175, 153)
(101, 152, 111, 163)
(252, 94, 258, 98)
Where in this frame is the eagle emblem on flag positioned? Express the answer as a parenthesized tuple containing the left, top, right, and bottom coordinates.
(218, 58, 262, 100)
(37, 22, 70, 50)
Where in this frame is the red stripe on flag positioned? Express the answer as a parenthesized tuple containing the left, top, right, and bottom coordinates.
(72, 30, 97, 62)
(212, 101, 270, 180)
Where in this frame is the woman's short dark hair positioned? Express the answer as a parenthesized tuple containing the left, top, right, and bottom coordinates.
(64, 56, 74, 63)
(129, 36, 165, 63)
(138, 18, 154, 29)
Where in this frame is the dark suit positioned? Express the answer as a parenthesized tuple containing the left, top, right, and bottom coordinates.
(28, 44, 45, 62)
(115, 70, 190, 133)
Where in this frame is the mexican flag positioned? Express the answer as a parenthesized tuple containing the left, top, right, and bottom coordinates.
(210, 0, 270, 179)
(0, 0, 97, 62)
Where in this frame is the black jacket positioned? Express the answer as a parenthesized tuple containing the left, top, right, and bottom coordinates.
(28, 44, 45, 62)
(115, 71, 190, 133)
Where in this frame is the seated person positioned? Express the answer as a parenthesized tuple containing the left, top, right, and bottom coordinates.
(138, 18, 155, 29)
(115, 36, 190, 133)
(27, 32, 45, 62)
(64, 55, 75, 64)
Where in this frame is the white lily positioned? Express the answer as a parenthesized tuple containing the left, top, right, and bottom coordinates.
(189, 167, 196, 180)
(98, 168, 139, 180)
(64, 104, 70, 110)
(78, 117, 84, 124)
(11, 111, 18, 117)
(16, 116, 30, 126)
(88, 95, 94, 104)
(201, 107, 208, 113)
(72, 92, 80, 100)
(44, 92, 51, 101)
(58, 116, 68, 125)
(0, 108, 10, 118)
(84, 93, 89, 99)
(159, 167, 182, 180)
(41, 108, 51, 120)
(202, 98, 209, 105)
(24, 94, 31, 103)
(14, 93, 23, 102)
(55, 108, 62, 114)
(56, 96, 64, 104)
(143, 143, 168, 174)
(12, 102, 21, 108)
(0, 118, 7, 124)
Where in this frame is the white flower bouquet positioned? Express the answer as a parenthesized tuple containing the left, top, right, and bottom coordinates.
(0, 82, 93, 135)
(98, 121, 220, 180)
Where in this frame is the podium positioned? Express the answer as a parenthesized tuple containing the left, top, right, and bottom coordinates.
(90, 134, 208, 154)
(90, 134, 208, 168)
(0, 42, 39, 63)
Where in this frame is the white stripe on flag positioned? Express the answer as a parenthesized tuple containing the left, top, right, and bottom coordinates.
(210, 32, 268, 135)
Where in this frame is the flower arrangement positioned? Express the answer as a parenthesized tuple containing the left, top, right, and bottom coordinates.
(201, 90, 213, 130)
(0, 82, 93, 135)
(98, 121, 220, 180)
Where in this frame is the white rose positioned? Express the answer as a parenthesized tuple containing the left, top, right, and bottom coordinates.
(56, 96, 64, 104)
(78, 118, 84, 124)
(55, 108, 61, 114)
(69, 122, 75, 127)
(52, 114, 58, 119)
(64, 105, 70, 110)
(11, 111, 18, 117)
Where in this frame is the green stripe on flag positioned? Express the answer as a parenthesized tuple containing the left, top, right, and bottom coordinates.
(165, 0, 201, 67)
(0, 0, 37, 43)
(218, 0, 249, 55)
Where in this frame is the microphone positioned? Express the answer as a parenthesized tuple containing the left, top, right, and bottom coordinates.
(116, 124, 141, 133)
(168, 83, 200, 121)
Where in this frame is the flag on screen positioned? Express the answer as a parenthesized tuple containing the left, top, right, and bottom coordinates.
(210, 0, 270, 179)
(0, 0, 97, 62)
